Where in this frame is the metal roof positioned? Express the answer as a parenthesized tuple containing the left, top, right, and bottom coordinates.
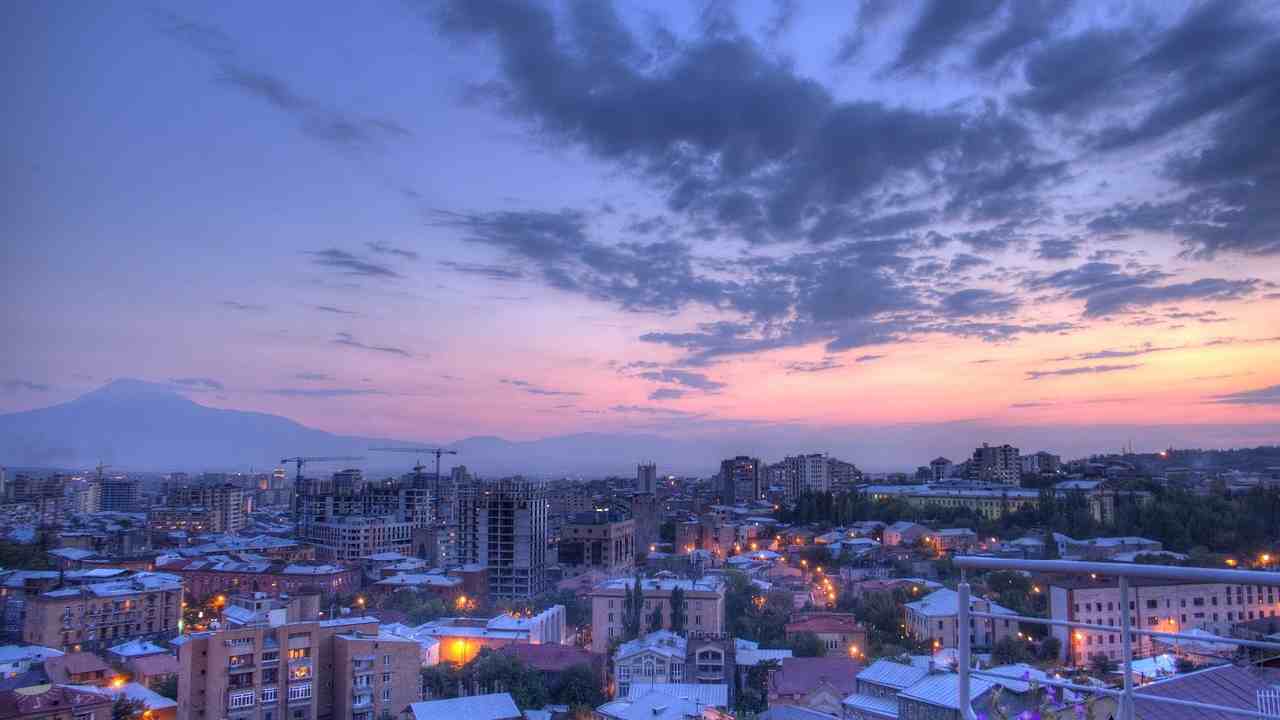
(409, 693, 521, 720)
(856, 660, 929, 690)
(896, 673, 994, 710)
(624, 683, 728, 707)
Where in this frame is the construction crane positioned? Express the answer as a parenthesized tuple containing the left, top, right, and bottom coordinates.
(279, 456, 365, 482)
(369, 447, 458, 484)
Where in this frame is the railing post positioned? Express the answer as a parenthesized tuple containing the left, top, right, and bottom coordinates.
(958, 578, 973, 719)
(1120, 576, 1134, 720)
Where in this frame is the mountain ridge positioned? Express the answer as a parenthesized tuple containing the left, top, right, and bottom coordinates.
(0, 379, 703, 476)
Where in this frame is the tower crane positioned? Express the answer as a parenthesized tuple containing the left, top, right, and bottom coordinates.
(279, 456, 365, 482)
(369, 447, 458, 484)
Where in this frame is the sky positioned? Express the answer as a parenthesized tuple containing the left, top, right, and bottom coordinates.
(2, 0, 1279, 460)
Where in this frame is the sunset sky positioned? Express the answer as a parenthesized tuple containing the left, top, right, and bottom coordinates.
(3, 0, 1279, 459)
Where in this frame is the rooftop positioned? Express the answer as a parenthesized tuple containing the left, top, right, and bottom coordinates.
(904, 588, 1015, 618)
(408, 693, 520, 720)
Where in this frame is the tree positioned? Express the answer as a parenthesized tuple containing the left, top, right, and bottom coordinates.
(623, 577, 644, 639)
(789, 631, 824, 657)
(1036, 636, 1062, 661)
(550, 663, 605, 708)
(1088, 653, 1117, 675)
(421, 665, 459, 699)
(153, 675, 178, 700)
(648, 603, 664, 632)
(1043, 527, 1060, 559)
(111, 696, 145, 720)
(991, 637, 1032, 665)
(669, 586, 687, 634)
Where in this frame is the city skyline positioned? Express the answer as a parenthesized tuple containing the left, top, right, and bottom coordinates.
(4, 0, 1279, 454)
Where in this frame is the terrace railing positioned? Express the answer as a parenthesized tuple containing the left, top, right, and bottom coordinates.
(953, 556, 1280, 720)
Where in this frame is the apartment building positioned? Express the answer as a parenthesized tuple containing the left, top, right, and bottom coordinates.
(1048, 575, 1280, 664)
(456, 478, 549, 600)
(22, 572, 182, 652)
(784, 613, 867, 656)
(414, 605, 566, 665)
(176, 594, 420, 720)
(558, 511, 635, 576)
(157, 557, 359, 599)
(781, 454, 830, 501)
(968, 443, 1021, 485)
(295, 473, 435, 562)
(718, 456, 763, 505)
(903, 588, 1017, 650)
(154, 483, 248, 533)
(588, 576, 726, 653)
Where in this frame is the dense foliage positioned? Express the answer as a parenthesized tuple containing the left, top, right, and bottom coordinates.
(420, 649, 604, 710)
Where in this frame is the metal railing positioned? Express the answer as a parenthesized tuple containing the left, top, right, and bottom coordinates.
(954, 556, 1280, 720)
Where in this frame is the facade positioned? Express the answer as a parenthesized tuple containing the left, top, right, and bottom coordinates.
(612, 630, 686, 698)
(718, 457, 763, 505)
(22, 572, 182, 652)
(588, 576, 726, 653)
(636, 463, 657, 494)
(159, 558, 358, 599)
(863, 482, 1142, 523)
(627, 493, 659, 555)
(882, 522, 928, 547)
(929, 457, 953, 481)
(784, 613, 867, 656)
(295, 472, 435, 562)
(558, 512, 635, 576)
(456, 478, 549, 600)
(1020, 451, 1062, 475)
(415, 606, 566, 665)
(903, 588, 1017, 650)
(176, 598, 420, 720)
(968, 443, 1021, 485)
(98, 477, 139, 512)
(930, 528, 978, 552)
(1048, 575, 1280, 664)
(782, 454, 830, 501)
(826, 458, 862, 488)
(155, 483, 247, 533)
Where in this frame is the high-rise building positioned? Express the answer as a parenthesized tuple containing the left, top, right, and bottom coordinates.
(781, 453, 830, 501)
(558, 511, 635, 576)
(718, 456, 763, 504)
(98, 476, 139, 512)
(456, 478, 549, 600)
(159, 483, 248, 533)
(176, 593, 422, 720)
(930, 457, 954, 481)
(627, 492, 659, 555)
(1020, 451, 1062, 475)
(827, 457, 862, 488)
(636, 463, 657, 494)
(968, 443, 1021, 485)
(295, 472, 435, 561)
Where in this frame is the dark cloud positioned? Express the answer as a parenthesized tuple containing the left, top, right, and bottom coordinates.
(636, 369, 726, 392)
(223, 300, 267, 312)
(294, 372, 332, 381)
(314, 305, 359, 315)
(2, 379, 50, 393)
(649, 388, 688, 401)
(307, 249, 402, 279)
(785, 358, 843, 374)
(265, 388, 384, 398)
(834, 0, 895, 64)
(332, 332, 412, 357)
(1026, 363, 1141, 380)
(430, 0, 1051, 243)
(438, 260, 525, 281)
(170, 377, 225, 391)
(972, 0, 1073, 69)
(1010, 401, 1053, 408)
(763, 0, 798, 42)
(1208, 385, 1280, 405)
(892, 0, 1004, 72)
(1035, 237, 1082, 261)
(1067, 344, 1176, 361)
(940, 289, 1020, 317)
(366, 241, 420, 260)
(1016, 28, 1138, 117)
(157, 13, 409, 151)
(500, 378, 583, 397)
(856, 354, 885, 363)
(609, 404, 701, 416)
(949, 253, 991, 273)
(1083, 278, 1258, 318)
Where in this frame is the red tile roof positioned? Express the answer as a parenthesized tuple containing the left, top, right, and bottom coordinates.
(786, 614, 865, 635)
(770, 657, 863, 697)
(0, 684, 113, 719)
(129, 654, 179, 678)
(43, 653, 110, 683)
(499, 644, 602, 673)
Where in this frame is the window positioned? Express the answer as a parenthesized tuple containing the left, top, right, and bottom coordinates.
(618, 665, 631, 681)
(261, 688, 278, 704)
(382, 655, 391, 666)
(288, 683, 312, 701)
(382, 673, 391, 683)
(1146, 600, 1157, 609)
(381, 688, 391, 702)
(228, 691, 255, 709)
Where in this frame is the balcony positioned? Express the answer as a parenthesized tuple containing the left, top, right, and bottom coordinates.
(351, 695, 373, 709)
(951, 556, 1280, 720)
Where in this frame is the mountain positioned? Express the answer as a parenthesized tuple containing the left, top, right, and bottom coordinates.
(0, 379, 704, 476)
